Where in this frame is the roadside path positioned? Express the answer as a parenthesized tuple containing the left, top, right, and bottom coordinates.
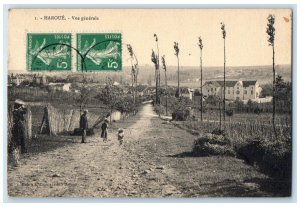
(8, 104, 273, 197)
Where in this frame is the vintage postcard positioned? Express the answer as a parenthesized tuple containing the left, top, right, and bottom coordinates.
(7, 8, 292, 198)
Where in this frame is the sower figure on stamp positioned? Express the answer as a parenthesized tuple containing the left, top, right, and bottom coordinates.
(11, 99, 28, 166)
(80, 110, 88, 143)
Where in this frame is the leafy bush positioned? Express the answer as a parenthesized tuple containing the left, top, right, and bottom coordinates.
(153, 104, 164, 115)
(236, 137, 291, 179)
(211, 128, 225, 136)
(192, 133, 235, 156)
(172, 108, 190, 121)
(115, 96, 136, 113)
(168, 96, 192, 121)
(225, 109, 233, 117)
(205, 95, 220, 106)
(254, 107, 262, 114)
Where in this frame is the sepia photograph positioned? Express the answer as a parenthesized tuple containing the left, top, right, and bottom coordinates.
(6, 8, 293, 199)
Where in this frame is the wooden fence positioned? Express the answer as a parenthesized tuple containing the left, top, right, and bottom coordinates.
(41, 105, 129, 136)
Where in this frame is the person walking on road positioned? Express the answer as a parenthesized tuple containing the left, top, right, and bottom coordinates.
(80, 110, 88, 143)
(101, 118, 109, 142)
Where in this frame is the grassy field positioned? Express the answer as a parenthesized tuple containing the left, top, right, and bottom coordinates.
(171, 109, 292, 184)
(192, 109, 291, 126)
(155, 99, 292, 187)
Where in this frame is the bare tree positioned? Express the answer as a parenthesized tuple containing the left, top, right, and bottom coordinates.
(162, 55, 168, 115)
(174, 42, 180, 98)
(198, 36, 204, 121)
(151, 49, 159, 104)
(127, 44, 139, 106)
(221, 22, 226, 123)
(151, 34, 161, 107)
(154, 34, 161, 96)
(266, 14, 277, 138)
(154, 34, 161, 116)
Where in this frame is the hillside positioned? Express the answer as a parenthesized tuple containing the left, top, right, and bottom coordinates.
(9, 64, 291, 87)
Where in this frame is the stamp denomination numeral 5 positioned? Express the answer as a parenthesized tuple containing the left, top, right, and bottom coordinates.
(57, 61, 68, 69)
(108, 59, 118, 69)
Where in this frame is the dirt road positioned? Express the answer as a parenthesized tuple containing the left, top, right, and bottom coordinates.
(8, 104, 275, 197)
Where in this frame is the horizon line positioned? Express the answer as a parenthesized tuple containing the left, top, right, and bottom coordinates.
(8, 63, 291, 73)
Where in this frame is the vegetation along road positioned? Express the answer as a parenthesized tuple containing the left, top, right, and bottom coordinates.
(8, 103, 279, 197)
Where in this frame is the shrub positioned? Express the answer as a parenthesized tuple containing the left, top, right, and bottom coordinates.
(235, 138, 265, 165)
(236, 136, 291, 179)
(254, 107, 262, 115)
(153, 104, 164, 115)
(205, 95, 219, 106)
(192, 133, 235, 156)
(167, 96, 192, 121)
(172, 108, 190, 121)
(225, 109, 233, 117)
(211, 128, 225, 136)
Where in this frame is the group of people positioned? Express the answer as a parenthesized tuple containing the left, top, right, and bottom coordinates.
(10, 100, 125, 167)
(80, 109, 124, 145)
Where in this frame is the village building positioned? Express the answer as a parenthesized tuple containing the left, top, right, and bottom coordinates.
(48, 83, 72, 92)
(201, 80, 262, 101)
(140, 86, 156, 96)
(10, 74, 26, 86)
(9, 73, 48, 86)
(180, 87, 194, 100)
(34, 74, 48, 85)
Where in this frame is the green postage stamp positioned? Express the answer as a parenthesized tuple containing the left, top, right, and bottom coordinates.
(77, 33, 122, 71)
(27, 33, 122, 71)
(27, 33, 72, 71)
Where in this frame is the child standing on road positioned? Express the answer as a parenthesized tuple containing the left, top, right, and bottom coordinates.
(117, 128, 124, 145)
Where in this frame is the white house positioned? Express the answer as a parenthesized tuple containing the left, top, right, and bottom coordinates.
(113, 81, 120, 86)
(202, 80, 262, 101)
(10, 74, 26, 86)
(180, 88, 194, 100)
(48, 83, 71, 92)
(34, 74, 48, 85)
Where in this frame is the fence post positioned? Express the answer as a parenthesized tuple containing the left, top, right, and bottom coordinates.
(25, 106, 32, 140)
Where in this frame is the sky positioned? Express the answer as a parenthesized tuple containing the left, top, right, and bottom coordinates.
(121, 9, 292, 67)
(8, 9, 292, 70)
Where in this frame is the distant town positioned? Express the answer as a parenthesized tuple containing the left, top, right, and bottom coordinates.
(8, 64, 292, 104)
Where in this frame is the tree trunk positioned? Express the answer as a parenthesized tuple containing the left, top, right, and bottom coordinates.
(156, 43, 161, 117)
(219, 101, 222, 131)
(110, 108, 112, 123)
(272, 44, 277, 139)
(165, 70, 168, 116)
(155, 68, 158, 104)
(200, 49, 203, 121)
(131, 57, 135, 106)
(177, 56, 180, 98)
(223, 38, 226, 123)
(135, 71, 138, 106)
